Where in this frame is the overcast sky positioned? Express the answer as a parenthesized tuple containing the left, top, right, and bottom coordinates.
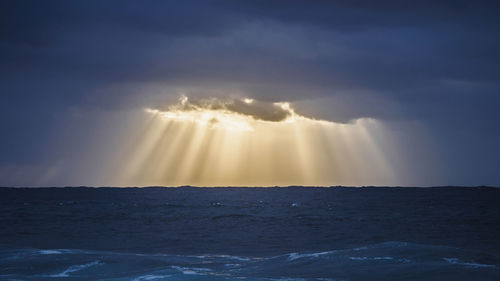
(1, 0, 499, 186)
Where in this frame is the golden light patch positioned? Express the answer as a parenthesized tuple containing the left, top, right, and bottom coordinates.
(101, 96, 398, 187)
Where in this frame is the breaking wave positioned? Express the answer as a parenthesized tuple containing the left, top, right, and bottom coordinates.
(1, 242, 498, 280)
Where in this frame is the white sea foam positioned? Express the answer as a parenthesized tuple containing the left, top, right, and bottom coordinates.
(36, 249, 83, 255)
(349, 256, 393, 261)
(218, 254, 252, 261)
(38, 250, 63, 255)
(287, 251, 334, 261)
(267, 277, 306, 281)
(193, 254, 251, 261)
(443, 258, 496, 268)
(171, 266, 212, 275)
(48, 260, 102, 277)
(132, 274, 172, 280)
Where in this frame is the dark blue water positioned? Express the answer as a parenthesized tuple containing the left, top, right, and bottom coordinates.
(1, 187, 499, 280)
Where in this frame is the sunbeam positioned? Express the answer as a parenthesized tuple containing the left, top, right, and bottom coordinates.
(100, 96, 402, 187)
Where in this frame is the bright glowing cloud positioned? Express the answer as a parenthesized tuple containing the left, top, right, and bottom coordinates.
(144, 96, 309, 132)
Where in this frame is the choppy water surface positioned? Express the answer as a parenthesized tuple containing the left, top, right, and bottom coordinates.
(1, 187, 499, 280)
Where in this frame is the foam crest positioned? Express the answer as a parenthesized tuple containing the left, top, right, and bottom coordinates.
(49, 260, 102, 277)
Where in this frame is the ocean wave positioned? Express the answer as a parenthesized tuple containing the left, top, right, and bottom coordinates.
(171, 266, 213, 275)
(287, 251, 335, 261)
(192, 254, 252, 262)
(443, 257, 497, 268)
(132, 274, 172, 280)
(1, 242, 498, 280)
(47, 260, 103, 277)
(348, 256, 393, 261)
(38, 250, 63, 255)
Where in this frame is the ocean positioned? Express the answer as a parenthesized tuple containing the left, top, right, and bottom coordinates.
(0, 187, 499, 280)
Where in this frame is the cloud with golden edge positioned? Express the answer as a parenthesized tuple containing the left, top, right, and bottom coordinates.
(145, 96, 324, 132)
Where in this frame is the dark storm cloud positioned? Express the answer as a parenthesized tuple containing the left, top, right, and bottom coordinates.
(159, 96, 294, 122)
(2, 0, 499, 90)
(0, 0, 236, 45)
(1, 0, 500, 184)
(2, 0, 498, 107)
(220, 0, 500, 30)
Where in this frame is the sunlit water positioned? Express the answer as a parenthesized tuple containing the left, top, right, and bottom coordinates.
(1, 187, 499, 280)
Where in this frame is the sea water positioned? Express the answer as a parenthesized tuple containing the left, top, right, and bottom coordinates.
(0, 187, 499, 280)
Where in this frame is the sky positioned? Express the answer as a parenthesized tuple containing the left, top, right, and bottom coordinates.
(1, 0, 499, 186)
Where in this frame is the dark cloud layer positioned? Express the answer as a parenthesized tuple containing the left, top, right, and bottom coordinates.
(160, 97, 294, 122)
(1, 0, 500, 185)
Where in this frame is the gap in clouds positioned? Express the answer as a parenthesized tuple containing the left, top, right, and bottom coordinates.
(25, 96, 441, 187)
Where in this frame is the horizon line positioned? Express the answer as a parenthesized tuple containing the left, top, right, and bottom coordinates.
(0, 185, 498, 189)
